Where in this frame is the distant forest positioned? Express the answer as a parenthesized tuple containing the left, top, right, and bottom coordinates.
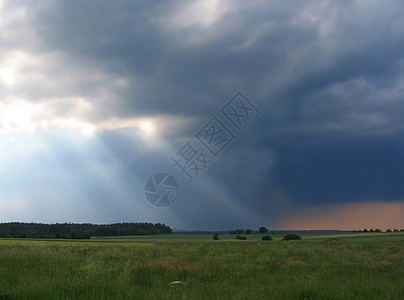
(0, 222, 172, 239)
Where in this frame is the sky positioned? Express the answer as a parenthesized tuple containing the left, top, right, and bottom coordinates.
(0, 0, 403, 230)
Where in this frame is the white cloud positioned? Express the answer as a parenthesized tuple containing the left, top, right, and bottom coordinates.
(166, 0, 225, 29)
(0, 98, 96, 136)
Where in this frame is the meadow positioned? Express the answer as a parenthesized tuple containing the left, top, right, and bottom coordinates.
(0, 233, 402, 299)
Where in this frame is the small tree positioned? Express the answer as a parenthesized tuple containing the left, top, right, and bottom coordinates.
(235, 235, 246, 240)
(245, 229, 253, 234)
(262, 235, 272, 241)
(213, 234, 219, 240)
(235, 229, 244, 235)
(259, 227, 268, 234)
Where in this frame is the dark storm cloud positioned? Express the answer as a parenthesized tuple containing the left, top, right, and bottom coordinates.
(8, 0, 404, 118)
(271, 136, 404, 203)
(20, 0, 404, 131)
(2, 0, 404, 228)
(11, 0, 311, 116)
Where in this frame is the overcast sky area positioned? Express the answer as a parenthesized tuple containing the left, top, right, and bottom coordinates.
(1, 0, 404, 230)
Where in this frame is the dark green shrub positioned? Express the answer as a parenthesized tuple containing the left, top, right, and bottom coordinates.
(283, 234, 301, 241)
(235, 235, 246, 240)
(213, 234, 219, 240)
(262, 235, 272, 241)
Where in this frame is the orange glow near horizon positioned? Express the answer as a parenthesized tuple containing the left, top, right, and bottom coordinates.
(277, 201, 404, 231)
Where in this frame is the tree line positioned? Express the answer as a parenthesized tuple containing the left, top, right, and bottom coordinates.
(229, 227, 269, 235)
(0, 222, 172, 239)
(352, 228, 403, 233)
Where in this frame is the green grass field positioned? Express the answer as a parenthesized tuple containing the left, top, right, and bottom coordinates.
(0, 233, 403, 299)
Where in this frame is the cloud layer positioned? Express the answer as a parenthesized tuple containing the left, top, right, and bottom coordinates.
(0, 0, 403, 230)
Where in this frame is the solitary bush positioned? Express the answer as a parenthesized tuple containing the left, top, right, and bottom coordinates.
(262, 235, 272, 241)
(245, 229, 253, 234)
(283, 234, 301, 241)
(213, 234, 219, 240)
(235, 235, 246, 240)
(259, 227, 269, 234)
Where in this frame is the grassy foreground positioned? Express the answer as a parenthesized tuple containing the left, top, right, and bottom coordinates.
(0, 234, 402, 299)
